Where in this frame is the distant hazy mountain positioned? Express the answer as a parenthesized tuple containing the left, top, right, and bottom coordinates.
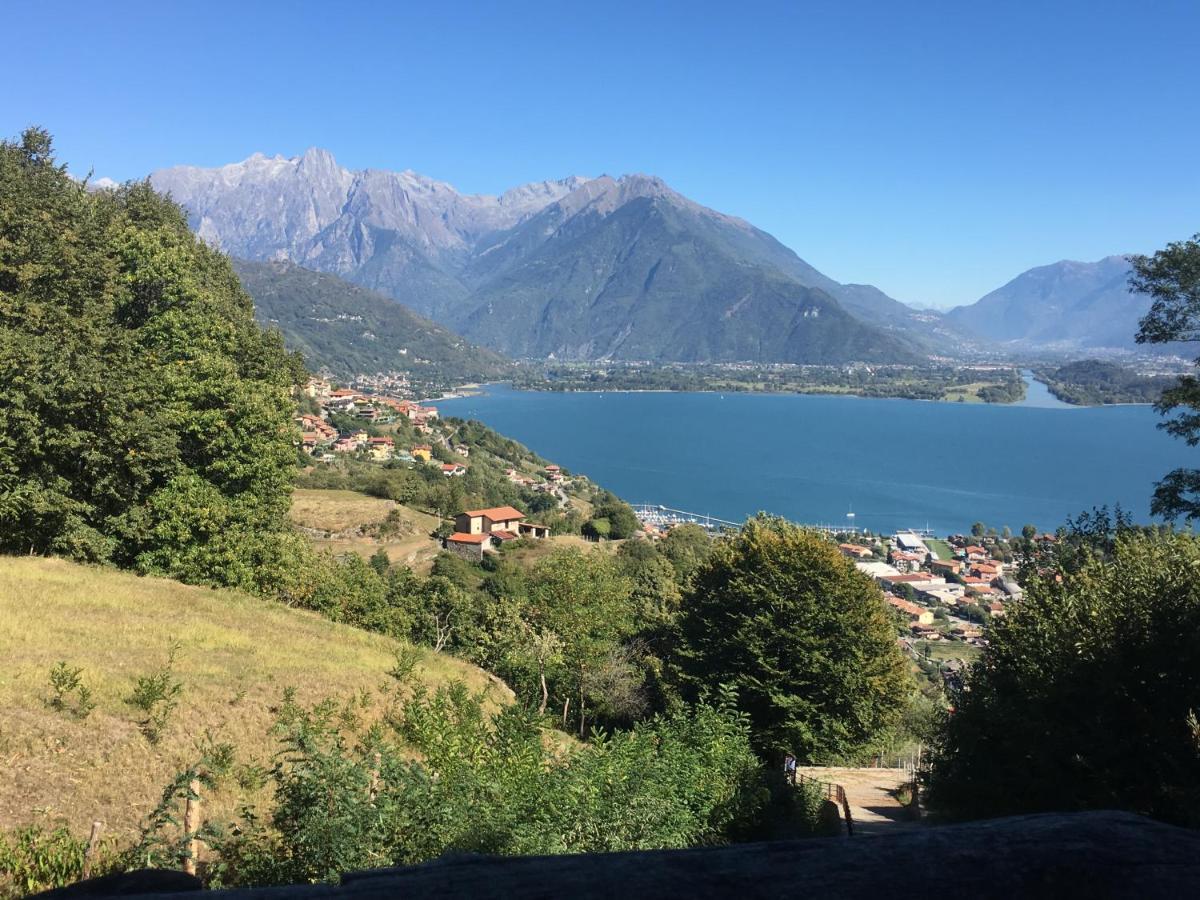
(153, 150, 928, 364)
(947, 256, 1150, 349)
(233, 259, 512, 381)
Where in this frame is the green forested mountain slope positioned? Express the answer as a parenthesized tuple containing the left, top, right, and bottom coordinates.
(233, 259, 513, 379)
(454, 193, 922, 363)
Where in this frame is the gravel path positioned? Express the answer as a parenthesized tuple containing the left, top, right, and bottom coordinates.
(798, 766, 923, 836)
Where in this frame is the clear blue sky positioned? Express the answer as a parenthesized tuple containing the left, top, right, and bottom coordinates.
(5, 0, 1198, 308)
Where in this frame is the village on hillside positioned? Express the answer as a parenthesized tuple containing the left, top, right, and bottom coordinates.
(837, 528, 1056, 686)
(295, 376, 1034, 688)
(297, 376, 567, 490)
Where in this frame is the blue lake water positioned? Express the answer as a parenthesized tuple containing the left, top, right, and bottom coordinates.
(438, 380, 1194, 535)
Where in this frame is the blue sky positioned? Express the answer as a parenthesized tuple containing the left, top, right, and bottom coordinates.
(5, 0, 1198, 308)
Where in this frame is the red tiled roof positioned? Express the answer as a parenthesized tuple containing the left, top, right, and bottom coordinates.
(461, 506, 525, 521)
(447, 533, 489, 544)
(887, 597, 926, 616)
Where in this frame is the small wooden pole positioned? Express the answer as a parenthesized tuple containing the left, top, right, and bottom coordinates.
(81, 820, 103, 879)
(368, 751, 382, 801)
(182, 778, 201, 876)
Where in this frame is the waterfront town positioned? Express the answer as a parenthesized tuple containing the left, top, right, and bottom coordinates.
(295, 375, 1025, 688)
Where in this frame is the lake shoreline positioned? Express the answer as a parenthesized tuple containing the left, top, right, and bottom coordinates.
(439, 384, 1188, 534)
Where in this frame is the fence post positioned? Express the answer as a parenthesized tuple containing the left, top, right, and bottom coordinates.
(81, 820, 103, 879)
(369, 751, 382, 801)
(182, 778, 201, 876)
(839, 786, 855, 837)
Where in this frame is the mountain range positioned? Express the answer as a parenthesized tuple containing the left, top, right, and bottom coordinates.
(150, 150, 1161, 363)
(151, 151, 942, 364)
(945, 256, 1149, 350)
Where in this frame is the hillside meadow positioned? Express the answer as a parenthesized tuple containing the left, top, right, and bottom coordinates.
(0, 557, 508, 840)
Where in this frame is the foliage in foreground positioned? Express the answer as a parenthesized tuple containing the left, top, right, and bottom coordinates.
(0, 826, 115, 898)
(0, 128, 303, 590)
(926, 531, 1200, 826)
(1131, 232, 1200, 519)
(672, 515, 911, 761)
(209, 684, 768, 886)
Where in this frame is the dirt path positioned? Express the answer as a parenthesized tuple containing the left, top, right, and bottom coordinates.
(798, 766, 922, 836)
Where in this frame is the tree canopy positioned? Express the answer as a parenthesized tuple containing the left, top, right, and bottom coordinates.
(1131, 234, 1200, 518)
(0, 128, 303, 589)
(671, 515, 909, 760)
(927, 531, 1200, 826)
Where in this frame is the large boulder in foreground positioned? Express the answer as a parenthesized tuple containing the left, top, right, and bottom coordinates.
(37, 811, 1199, 899)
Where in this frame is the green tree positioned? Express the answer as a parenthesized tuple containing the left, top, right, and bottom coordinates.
(1130, 234, 1200, 518)
(369, 547, 391, 576)
(926, 531, 1200, 826)
(593, 496, 640, 540)
(525, 549, 635, 735)
(618, 539, 682, 627)
(0, 129, 301, 590)
(659, 523, 712, 584)
(672, 516, 910, 760)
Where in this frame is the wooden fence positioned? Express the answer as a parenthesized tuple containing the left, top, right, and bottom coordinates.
(795, 772, 855, 836)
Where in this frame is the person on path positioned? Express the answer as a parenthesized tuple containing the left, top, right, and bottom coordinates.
(784, 753, 797, 786)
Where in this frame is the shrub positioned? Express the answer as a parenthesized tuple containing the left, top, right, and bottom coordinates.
(211, 686, 767, 887)
(927, 531, 1200, 826)
(47, 661, 94, 718)
(0, 825, 115, 898)
(126, 642, 184, 744)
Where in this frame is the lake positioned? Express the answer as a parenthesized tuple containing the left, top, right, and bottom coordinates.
(438, 380, 1194, 535)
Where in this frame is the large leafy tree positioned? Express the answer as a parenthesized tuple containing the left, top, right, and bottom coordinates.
(0, 128, 303, 589)
(524, 548, 636, 735)
(927, 531, 1200, 826)
(1130, 235, 1200, 518)
(672, 515, 909, 760)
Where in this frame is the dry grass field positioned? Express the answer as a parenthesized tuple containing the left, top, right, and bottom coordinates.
(288, 488, 401, 533)
(0, 557, 508, 840)
(290, 488, 444, 571)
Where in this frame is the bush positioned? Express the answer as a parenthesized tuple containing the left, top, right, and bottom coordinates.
(927, 531, 1200, 826)
(211, 686, 767, 886)
(126, 643, 184, 744)
(47, 661, 94, 718)
(0, 825, 115, 898)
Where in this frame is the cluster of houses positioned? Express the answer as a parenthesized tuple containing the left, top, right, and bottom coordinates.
(297, 380, 570, 497)
(845, 530, 1028, 643)
(297, 378, 453, 467)
(304, 378, 438, 430)
(443, 505, 550, 560)
(505, 463, 564, 491)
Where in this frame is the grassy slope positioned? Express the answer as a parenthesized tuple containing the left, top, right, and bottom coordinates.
(289, 488, 444, 571)
(0, 557, 507, 839)
(289, 489, 611, 574)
